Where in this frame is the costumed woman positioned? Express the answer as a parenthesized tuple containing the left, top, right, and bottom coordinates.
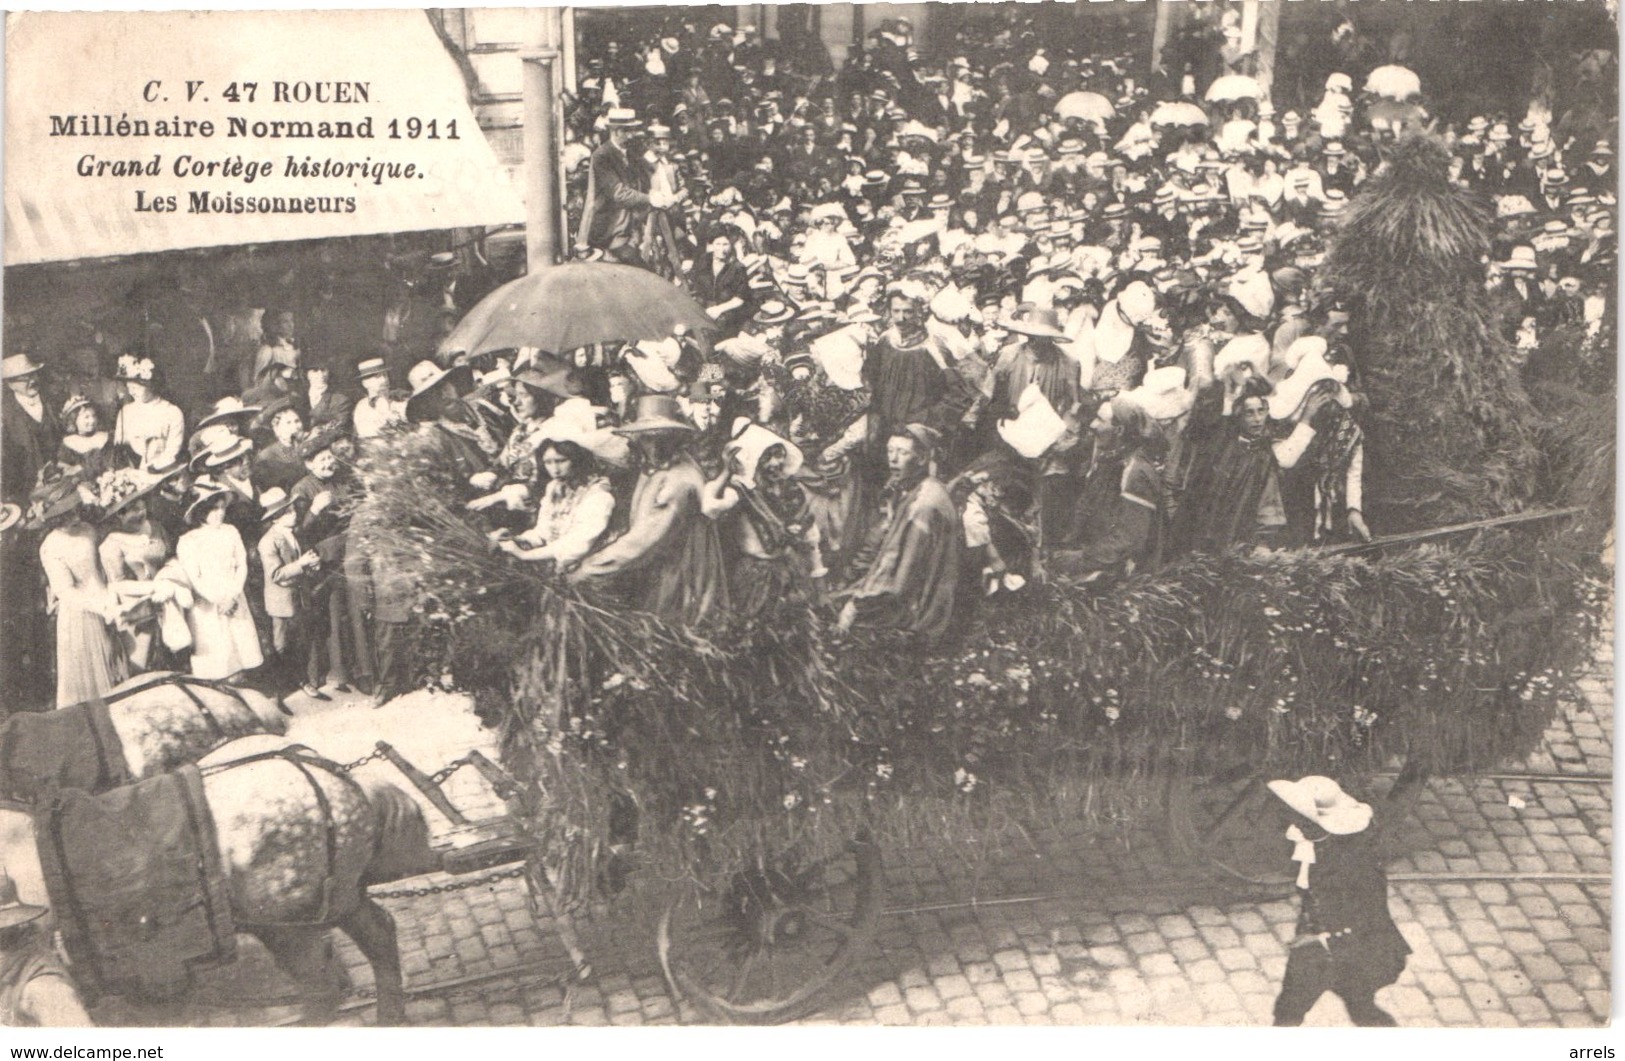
(706, 418, 826, 615)
(496, 436, 619, 570)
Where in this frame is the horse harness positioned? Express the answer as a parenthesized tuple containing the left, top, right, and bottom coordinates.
(201, 744, 352, 926)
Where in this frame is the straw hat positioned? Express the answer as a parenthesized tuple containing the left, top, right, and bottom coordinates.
(1267, 775, 1373, 835)
(613, 394, 697, 435)
(605, 107, 642, 128)
(356, 358, 391, 380)
(0, 502, 21, 534)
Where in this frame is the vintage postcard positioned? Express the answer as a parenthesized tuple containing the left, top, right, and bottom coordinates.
(0, 0, 1613, 1047)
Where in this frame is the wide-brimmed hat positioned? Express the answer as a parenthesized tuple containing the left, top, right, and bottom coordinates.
(1267, 775, 1373, 835)
(25, 470, 89, 529)
(97, 466, 167, 520)
(1000, 303, 1073, 341)
(197, 395, 264, 431)
(614, 393, 697, 435)
(1, 354, 42, 381)
(297, 422, 345, 462)
(192, 432, 255, 472)
(0, 872, 47, 930)
(511, 364, 581, 400)
(184, 483, 234, 525)
(258, 486, 298, 523)
(404, 360, 469, 421)
(726, 418, 805, 489)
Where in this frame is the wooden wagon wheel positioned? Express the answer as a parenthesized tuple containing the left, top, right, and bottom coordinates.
(1163, 750, 1431, 897)
(657, 831, 883, 1024)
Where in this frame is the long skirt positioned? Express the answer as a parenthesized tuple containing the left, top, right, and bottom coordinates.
(55, 604, 127, 709)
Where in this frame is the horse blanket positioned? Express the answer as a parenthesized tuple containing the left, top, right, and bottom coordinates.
(0, 699, 129, 804)
(35, 765, 236, 1000)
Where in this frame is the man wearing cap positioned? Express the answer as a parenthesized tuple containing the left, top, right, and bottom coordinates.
(1267, 776, 1410, 1026)
(0, 872, 90, 1026)
(570, 395, 728, 626)
(2, 355, 60, 506)
(579, 109, 656, 264)
(838, 423, 961, 644)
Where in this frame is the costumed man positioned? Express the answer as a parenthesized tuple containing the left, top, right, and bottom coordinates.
(838, 423, 961, 645)
(579, 109, 659, 265)
(1267, 776, 1410, 1027)
(0, 872, 91, 1026)
(569, 394, 729, 626)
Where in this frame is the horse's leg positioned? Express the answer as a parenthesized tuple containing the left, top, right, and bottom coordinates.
(337, 897, 405, 1026)
(527, 859, 592, 981)
(248, 925, 348, 1025)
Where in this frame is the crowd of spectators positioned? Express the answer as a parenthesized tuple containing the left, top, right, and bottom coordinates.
(0, 5, 1614, 714)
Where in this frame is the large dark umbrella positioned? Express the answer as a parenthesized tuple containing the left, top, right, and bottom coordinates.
(438, 262, 716, 360)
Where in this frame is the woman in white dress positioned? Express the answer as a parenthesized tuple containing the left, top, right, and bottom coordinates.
(496, 439, 617, 569)
(176, 486, 263, 682)
(32, 472, 127, 707)
(112, 355, 185, 472)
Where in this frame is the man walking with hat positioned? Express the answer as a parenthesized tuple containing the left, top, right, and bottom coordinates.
(570, 395, 729, 626)
(1266, 775, 1411, 1026)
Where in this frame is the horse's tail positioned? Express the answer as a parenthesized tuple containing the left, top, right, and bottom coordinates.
(357, 778, 440, 885)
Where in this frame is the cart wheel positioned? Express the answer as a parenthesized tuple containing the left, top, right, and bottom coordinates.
(657, 831, 883, 1024)
(1164, 768, 1298, 896)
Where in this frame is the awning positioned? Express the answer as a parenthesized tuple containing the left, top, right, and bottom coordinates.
(5, 10, 525, 266)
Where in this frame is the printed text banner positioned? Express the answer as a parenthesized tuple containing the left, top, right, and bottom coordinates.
(5, 9, 525, 266)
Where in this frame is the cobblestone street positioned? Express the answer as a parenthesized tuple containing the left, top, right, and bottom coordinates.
(93, 622, 1612, 1030)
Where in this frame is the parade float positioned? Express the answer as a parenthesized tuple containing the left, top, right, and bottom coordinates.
(348, 133, 1611, 1022)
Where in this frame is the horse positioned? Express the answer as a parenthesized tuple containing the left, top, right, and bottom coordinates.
(0, 672, 289, 804)
(0, 736, 438, 1025)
